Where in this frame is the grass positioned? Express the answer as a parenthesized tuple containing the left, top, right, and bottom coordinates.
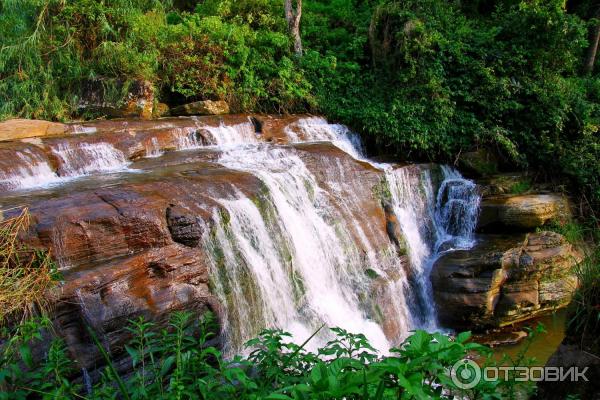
(539, 220, 586, 245)
(508, 181, 531, 195)
(0, 208, 57, 325)
(568, 248, 600, 354)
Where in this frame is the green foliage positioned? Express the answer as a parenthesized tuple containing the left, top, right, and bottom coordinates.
(0, 312, 537, 399)
(1, 0, 599, 208)
(540, 220, 587, 244)
(569, 251, 600, 347)
(509, 181, 531, 195)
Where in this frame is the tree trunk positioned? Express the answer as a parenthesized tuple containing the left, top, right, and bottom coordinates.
(583, 4, 600, 74)
(284, 0, 303, 57)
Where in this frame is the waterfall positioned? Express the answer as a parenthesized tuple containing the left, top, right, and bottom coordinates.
(50, 142, 129, 177)
(203, 121, 481, 354)
(383, 165, 480, 331)
(0, 149, 65, 191)
(285, 117, 364, 158)
(169, 127, 203, 151)
(145, 137, 163, 158)
(209, 145, 394, 354)
(0, 115, 482, 356)
(434, 165, 480, 251)
(203, 122, 258, 147)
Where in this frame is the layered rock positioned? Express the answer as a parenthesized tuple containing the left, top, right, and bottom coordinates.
(431, 231, 582, 329)
(170, 100, 230, 116)
(0, 119, 67, 142)
(2, 161, 266, 370)
(478, 194, 571, 231)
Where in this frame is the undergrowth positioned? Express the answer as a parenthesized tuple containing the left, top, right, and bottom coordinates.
(0, 208, 58, 326)
(0, 311, 537, 399)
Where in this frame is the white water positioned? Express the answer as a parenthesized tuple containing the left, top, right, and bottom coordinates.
(210, 146, 391, 354)
(204, 121, 480, 354)
(0, 149, 65, 191)
(384, 165, 480, 331)
(0, 116, 481, 357)
(434, 165, 480, 251)
(145, 137, 163, 158)
(50, 142, 130, 176)
(285, 117, 364, 158)
(203, 122, 258, 147)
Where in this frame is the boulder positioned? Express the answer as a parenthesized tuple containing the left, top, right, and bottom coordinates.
(478, 193, 571, 231)
(78, 78, 154, 119)
(170, 100, 230, 116)
(431, 232, 582, 330)
(166, 205, 204, 247)
(0, 119, 67, 142)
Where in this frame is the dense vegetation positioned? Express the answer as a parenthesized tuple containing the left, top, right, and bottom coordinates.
(0, 311, 541, 399)
(1, 0, 599, 210)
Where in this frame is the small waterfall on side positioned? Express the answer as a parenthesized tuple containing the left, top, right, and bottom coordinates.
(145, 137, 163, 158)
(50, 142, 130, 176)
(285, 117, 364, 158)
(172, 127, 204, 150)
(384, 164, 481, 331)
(203, 122, 257, 147)
(434, 165, 480, 251)
(0, 149, 65, 191)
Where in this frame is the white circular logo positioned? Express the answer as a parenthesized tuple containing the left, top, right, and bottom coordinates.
(450, 359, 481, 389)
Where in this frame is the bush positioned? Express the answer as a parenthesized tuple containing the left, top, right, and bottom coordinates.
(0, 0, 599, 209)
(0, 311, 537, 399)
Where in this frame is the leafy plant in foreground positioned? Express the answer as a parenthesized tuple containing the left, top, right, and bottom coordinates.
(0, 311, 538, 399)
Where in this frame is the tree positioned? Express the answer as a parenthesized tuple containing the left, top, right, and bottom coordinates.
(284, 0, 302, 56)
(583, 2, 600, 74)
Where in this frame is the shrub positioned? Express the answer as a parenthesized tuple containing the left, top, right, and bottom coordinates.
(0, 311, 540, 399)
(0, 208, 58, 326)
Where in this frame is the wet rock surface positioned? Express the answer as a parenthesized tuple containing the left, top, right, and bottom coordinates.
(431, 231, 582, 330)
(166, 205, 204, 247)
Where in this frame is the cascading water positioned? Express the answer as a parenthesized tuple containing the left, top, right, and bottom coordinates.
(203, 122, 258, 147)
(434, 165, 480, 251)
(209, 146, 391, 354)
(50, 142, 129, 176)
(0, 149, 65, 191)
(0, 115, 481, 356)
(285, 117, 364, 158)
(383, 165, 480, 332)
(201, 118, 482, 355)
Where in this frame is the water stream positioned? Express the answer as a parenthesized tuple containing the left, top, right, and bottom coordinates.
(0, 117, 482, 355)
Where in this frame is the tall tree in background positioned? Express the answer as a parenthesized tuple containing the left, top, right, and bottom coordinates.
(284, 0, 303, 56)
(583, 2, 600, 74)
